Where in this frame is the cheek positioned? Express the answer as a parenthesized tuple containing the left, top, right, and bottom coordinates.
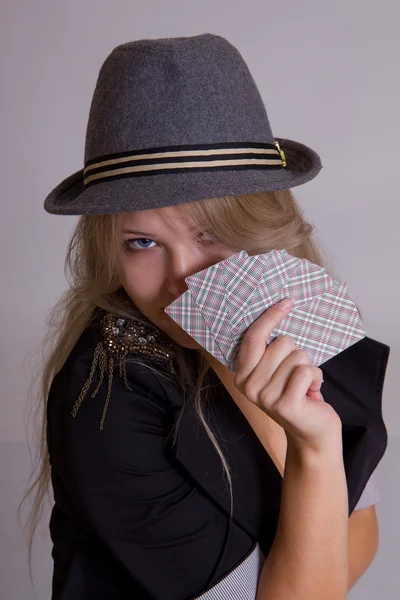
(121, 258, 161, 303)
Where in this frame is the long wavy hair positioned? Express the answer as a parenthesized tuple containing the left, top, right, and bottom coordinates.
(19, 189, 362, 580)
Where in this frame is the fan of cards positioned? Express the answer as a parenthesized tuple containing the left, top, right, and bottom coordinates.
(164, 249, 366, 369)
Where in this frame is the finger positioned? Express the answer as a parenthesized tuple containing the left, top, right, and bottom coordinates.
(256, 358, 322, 411)
(308, 376, 324, 392)
(243, 334, 297, 393)
(235, 298, 293, 383)
(257, 363, 316, 419)
(272, 350, 322, 394)
(307, 389, 325, 402)
(281, 365, 323, 407)
(307, 374, 325, 402)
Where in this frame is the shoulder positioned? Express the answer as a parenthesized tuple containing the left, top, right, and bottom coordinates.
(47, 309, 181, 433)
(47, 312, 256, 599)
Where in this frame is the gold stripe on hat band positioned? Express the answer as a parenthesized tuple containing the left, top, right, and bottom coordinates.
(84, 158, 283, 186)
(84, 144, 285, 174)
(83, 141, 287, 187)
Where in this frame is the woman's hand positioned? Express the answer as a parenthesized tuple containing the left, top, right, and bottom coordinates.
(234, 298, 343, 453)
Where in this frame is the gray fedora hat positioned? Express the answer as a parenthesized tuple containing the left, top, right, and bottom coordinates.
(44, 33, 322, 216)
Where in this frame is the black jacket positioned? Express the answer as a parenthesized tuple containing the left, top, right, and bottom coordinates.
(47, 309, 390, 599)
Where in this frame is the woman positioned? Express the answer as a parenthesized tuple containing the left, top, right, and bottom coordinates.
(22, 34, 389, 599)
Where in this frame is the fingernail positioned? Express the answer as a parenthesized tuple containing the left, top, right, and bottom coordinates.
(278, 298, 292, 311)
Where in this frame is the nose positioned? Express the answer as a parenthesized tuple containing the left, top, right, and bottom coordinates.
(165, 245, 214, 299)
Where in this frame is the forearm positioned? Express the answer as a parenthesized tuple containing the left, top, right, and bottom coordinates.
(256, 435, 348, 600)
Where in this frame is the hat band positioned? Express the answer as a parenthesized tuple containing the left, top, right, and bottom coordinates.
(83, 141, 287, 187)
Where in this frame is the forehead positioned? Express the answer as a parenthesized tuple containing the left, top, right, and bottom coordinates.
(123, 204, 196, 230)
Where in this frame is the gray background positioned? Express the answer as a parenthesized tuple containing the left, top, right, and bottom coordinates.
(1, 0, 399, 598)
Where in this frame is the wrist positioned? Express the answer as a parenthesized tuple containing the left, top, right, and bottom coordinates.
(285, 430, 344, 467)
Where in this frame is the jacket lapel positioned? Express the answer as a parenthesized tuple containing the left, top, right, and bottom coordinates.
(163, 371, 283, 553)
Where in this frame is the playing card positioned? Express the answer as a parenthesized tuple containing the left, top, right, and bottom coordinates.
(164, 249, 366, 369)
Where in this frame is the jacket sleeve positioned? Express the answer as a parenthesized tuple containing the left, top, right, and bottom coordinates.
(57, 354, 255, 600)
(320, 335, 390, 516)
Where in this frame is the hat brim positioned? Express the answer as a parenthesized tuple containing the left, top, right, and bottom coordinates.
(43, 138, 322, 215)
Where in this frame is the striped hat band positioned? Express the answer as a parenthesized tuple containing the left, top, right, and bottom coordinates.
(83, 141, 287, 188)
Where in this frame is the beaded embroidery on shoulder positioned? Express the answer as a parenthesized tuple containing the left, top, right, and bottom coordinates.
(71, 312, 176, 429)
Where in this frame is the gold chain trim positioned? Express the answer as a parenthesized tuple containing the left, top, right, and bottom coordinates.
(71, 312, 176, 429)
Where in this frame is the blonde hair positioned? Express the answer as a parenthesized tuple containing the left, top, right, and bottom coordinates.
(19, 189, 361, 580)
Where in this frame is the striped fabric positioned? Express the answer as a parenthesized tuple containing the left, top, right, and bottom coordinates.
(83, 142, 286, 187)
(194, 542, 265, 599)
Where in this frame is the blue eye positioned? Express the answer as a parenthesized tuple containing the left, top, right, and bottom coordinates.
(124, 233, 215, 252)
(124, 238, 156, 251)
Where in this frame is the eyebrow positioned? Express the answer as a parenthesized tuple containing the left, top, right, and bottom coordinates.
(122, 224, 200, 236)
